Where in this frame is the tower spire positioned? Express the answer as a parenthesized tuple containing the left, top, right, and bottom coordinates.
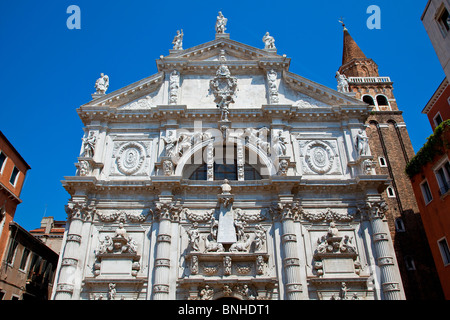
(338, 24, 379, 78)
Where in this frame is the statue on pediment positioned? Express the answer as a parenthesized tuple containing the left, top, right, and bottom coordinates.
(336, 71, 349, 93)
(263, 32, 276, 49)
(215, 11, 227, 34)
(172, 29, 183, 50)
(95, 73, 109, 94)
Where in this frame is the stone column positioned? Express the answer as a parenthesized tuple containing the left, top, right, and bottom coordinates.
(366, 199, 404, 300)
(152, 201, 180, 300)
(273, 201, 303, 300)
(54, 202, 87, 300)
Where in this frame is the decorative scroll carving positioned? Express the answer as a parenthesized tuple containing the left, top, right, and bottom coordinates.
(210, 64, 237, 121)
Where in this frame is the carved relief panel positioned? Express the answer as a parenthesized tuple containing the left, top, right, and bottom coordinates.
(108, 138, 152, 177)
(297, 139, 343, 175)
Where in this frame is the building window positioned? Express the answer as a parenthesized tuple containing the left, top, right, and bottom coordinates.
(378, 156, 387, 167)
(395, 217, 406, 232)
(405, 256, 416, 270)
(376, 95, 389, 108)
(386, 186, 396, 198)
(6, 239, 18, 265)
(433, 112, 443, 128)
(420, 180, 433, 204)
(362, 95, 375, 106)
(438, 238, 450, 266)
(0, 290, 5, 300)
(9, 166, 19, 186)
(0, 151, 6, 174)
(19, 248, 30, 271)
(435, 159, 450, 196)
(437, 5, 450, 36)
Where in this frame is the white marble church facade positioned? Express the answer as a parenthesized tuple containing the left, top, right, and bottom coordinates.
(52, 14, 405, 300)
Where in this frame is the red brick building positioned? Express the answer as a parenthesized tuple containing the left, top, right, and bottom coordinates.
(339, 26, 444, 300)
(0, 131, 30, 262)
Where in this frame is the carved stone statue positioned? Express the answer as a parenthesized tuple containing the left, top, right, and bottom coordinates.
(336, 71, 349, 93)
(172, 29, 183, 50)
(187, 222, 200, 252)
(169, 70, 180, 104)
(162, 131, 177, 157)
(267, 69, 279, 103)
(82, 131, 96, 157)
(253, 224, 266, 252)
(273, 131, 287, 156)
(355, 129, 369, 156)
(262, 32, 276, 49)
(215, 11, 227, 34)
(114, 222, 128, 238)
(163, 160, 174, 176)
(108, 283, 116, 300)
(95, 73, 109, 95)
(200, 285, 214, 300)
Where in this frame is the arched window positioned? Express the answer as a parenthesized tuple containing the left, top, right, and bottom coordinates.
(362, 95, 375, 106)
(187, 145, 263, 181)
(188, 162, 262, 181)
(395, 217, 406, 232)
(376, 95, 389, 107)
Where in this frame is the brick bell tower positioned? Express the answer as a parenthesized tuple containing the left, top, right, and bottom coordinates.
(337, 24, 444, 300)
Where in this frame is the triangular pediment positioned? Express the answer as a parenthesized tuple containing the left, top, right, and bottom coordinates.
(156, 37, 290, 72)
(79, 36, 365, 111)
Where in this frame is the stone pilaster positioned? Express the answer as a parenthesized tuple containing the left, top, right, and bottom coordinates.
(365, 199, 404, 300)
(273, 201, 303, 299)
(152, 201, 180, 300)
(54, 202, 94, 300)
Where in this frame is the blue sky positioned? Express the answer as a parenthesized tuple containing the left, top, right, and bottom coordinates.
(0, 1, 444, 231)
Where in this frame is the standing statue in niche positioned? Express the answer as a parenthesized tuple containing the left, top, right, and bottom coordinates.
(169, 70, 180, 104)
(187, 222, 200, 252)
(335, 71, 349, 93)
(272, 131, 287, 157)
(172, 29, 184, 50)
(95, 73, 109, 94)
(215, 11, 227, 33)
(82, 131, 96, 157)
(162, 131, 177, 157)
(355, 129, 369, 156)
(262, 32, 276, 49)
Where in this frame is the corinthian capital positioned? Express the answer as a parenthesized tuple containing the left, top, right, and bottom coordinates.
(270, 201, 302, 221)
(361, 200, 388, 220)
(65, 201, 96, 222)
(154, 202, 181, 222)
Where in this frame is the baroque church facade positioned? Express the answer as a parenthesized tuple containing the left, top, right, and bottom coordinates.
(52, 14, 407, 300)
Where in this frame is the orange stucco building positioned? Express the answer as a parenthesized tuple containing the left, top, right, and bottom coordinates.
(0, 131, 31, 262)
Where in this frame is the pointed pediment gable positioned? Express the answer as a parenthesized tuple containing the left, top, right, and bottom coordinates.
(156, 37, 291, 73)
(79, 34, 365, 114)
